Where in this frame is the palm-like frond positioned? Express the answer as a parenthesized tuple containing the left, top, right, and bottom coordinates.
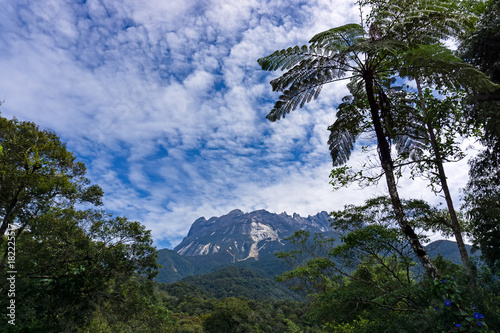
(398, 44, 499, 93)
(349, 38, 406, 57)
(309, 23, 365, 48)
(328, 95, 369, 166)
(268, 53, 352, 92)
(266, 64, 352, 122)
(258, 45, 327, 71)
(374, 86, 429, 161)
(260, 24, 375, 121)
(363, 0, 476, 44)
(267, 84, 324, 121)
(392, 120, 428, 162)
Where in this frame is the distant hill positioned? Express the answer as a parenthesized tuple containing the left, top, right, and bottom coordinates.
(156, 247, 294, 284)
(424, 239, 480, 264)
(167, 266, 302, 301)
(156, 249, 232, 284)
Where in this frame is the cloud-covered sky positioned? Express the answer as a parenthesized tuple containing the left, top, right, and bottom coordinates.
(0, 0, 475, 249)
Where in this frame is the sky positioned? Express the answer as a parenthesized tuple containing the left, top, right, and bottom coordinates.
(0, 0, 476, 249)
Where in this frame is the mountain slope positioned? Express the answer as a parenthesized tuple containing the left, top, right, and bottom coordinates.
(174, 266, 302, 301)
(173, 209, 331, 261)
(156, 209, 481, 285)
(155, 249, 231, 284)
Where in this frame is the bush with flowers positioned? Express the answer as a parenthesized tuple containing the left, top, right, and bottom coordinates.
(433, 275, 489, 332)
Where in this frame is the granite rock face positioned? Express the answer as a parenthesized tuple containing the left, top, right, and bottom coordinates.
(173, 209, 331, 261)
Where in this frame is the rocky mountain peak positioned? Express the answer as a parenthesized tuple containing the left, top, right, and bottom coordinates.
(174, 209, 331, 260)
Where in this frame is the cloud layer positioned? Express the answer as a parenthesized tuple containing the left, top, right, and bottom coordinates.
(0, 0, 472, 248)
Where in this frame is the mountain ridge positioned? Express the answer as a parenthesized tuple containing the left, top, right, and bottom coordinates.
(156, 209, 480, 285)
(173, 209, 332, 260)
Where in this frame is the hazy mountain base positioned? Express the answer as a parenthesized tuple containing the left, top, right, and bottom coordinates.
(156, 243, 300, 284)
(156, 239, 481, 308)
(165, 266, 303, 301)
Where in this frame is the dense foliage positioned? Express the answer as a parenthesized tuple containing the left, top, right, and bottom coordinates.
(0, 116, 162, 332)
(461, 0, 500, 274)
(275, 198, 500, 332)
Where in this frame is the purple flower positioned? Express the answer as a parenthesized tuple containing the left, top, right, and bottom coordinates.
(442, 278, 447, 283)
(480, 314, 484, 319)
(474, 312, 481, 319)
(445, 300, 452, 306)
(456, 323, 461, 327)
(434, 307, 438, 311)
(478, 322, 482, 327)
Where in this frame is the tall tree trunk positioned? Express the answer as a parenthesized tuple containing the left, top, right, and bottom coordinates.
(365, 73, 440, 279)
(0, 191, 20, 247)
(415, 79, 477, 287)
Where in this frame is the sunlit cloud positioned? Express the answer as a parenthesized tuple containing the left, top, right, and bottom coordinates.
(0, 0, 472, 249)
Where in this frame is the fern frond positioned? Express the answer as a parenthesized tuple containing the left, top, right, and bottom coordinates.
(265, 51, 362, 121)
(350, 39, 406, 56)
(269, 53, 352, 92)
(266, 85, 324, 122)
(310, 23, 366, 48)
(398, 44, 499, 93)
(258, 45, 320, 71)
(364, 0, 476, 43)
(328, 95, 368, 166)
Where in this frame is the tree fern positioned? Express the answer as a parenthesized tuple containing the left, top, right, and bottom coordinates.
(328, 95, 369, 166)
(398, 44, 498, 92)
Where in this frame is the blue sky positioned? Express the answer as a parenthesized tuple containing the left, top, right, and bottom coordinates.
(0, 0, 473, 249)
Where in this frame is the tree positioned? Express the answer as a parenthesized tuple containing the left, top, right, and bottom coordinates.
(460, 0, 500, 273)
(258, 16, 442, 279)
(277, 197, 498, 331)
(258, 0, 497, 280)
(203, 297, 253, 333)
(0, 207, 159, 332)
(0, 115, 160, 332)
(460, 0, 500, 83)
(276, 197, 441, 330)
(0, 116, 102, 247)
(464, 150, 500, 273)
(85, 278, 175, 333)
(362, 0, 498, 285)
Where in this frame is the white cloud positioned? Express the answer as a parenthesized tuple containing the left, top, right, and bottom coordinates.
(0, 0, 476, 249)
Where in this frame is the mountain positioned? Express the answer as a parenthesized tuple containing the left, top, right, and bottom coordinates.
(155, 249, 230, 284)
(156, 209, 333, 284)
(173, 209, 331, 260)
(156, 209, 481, 285)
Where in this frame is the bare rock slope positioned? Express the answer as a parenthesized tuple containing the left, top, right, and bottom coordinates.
(173, 209, 331, 261)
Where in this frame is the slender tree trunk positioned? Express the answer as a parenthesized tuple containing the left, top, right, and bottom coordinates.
(0, 190, 21, 248)
(0, 224, 25, 270)
(365, 74, 440, 279)
(415, 79, 477, 287)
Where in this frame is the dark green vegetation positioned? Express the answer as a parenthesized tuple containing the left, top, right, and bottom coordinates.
(461, 0, 500, 274)
(166, 266, 302, 301)
(2, 0, 500, 332)
(274, 198, 499, 332)
(0, 116, 165, 332)
(156, 249, 231, 284)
